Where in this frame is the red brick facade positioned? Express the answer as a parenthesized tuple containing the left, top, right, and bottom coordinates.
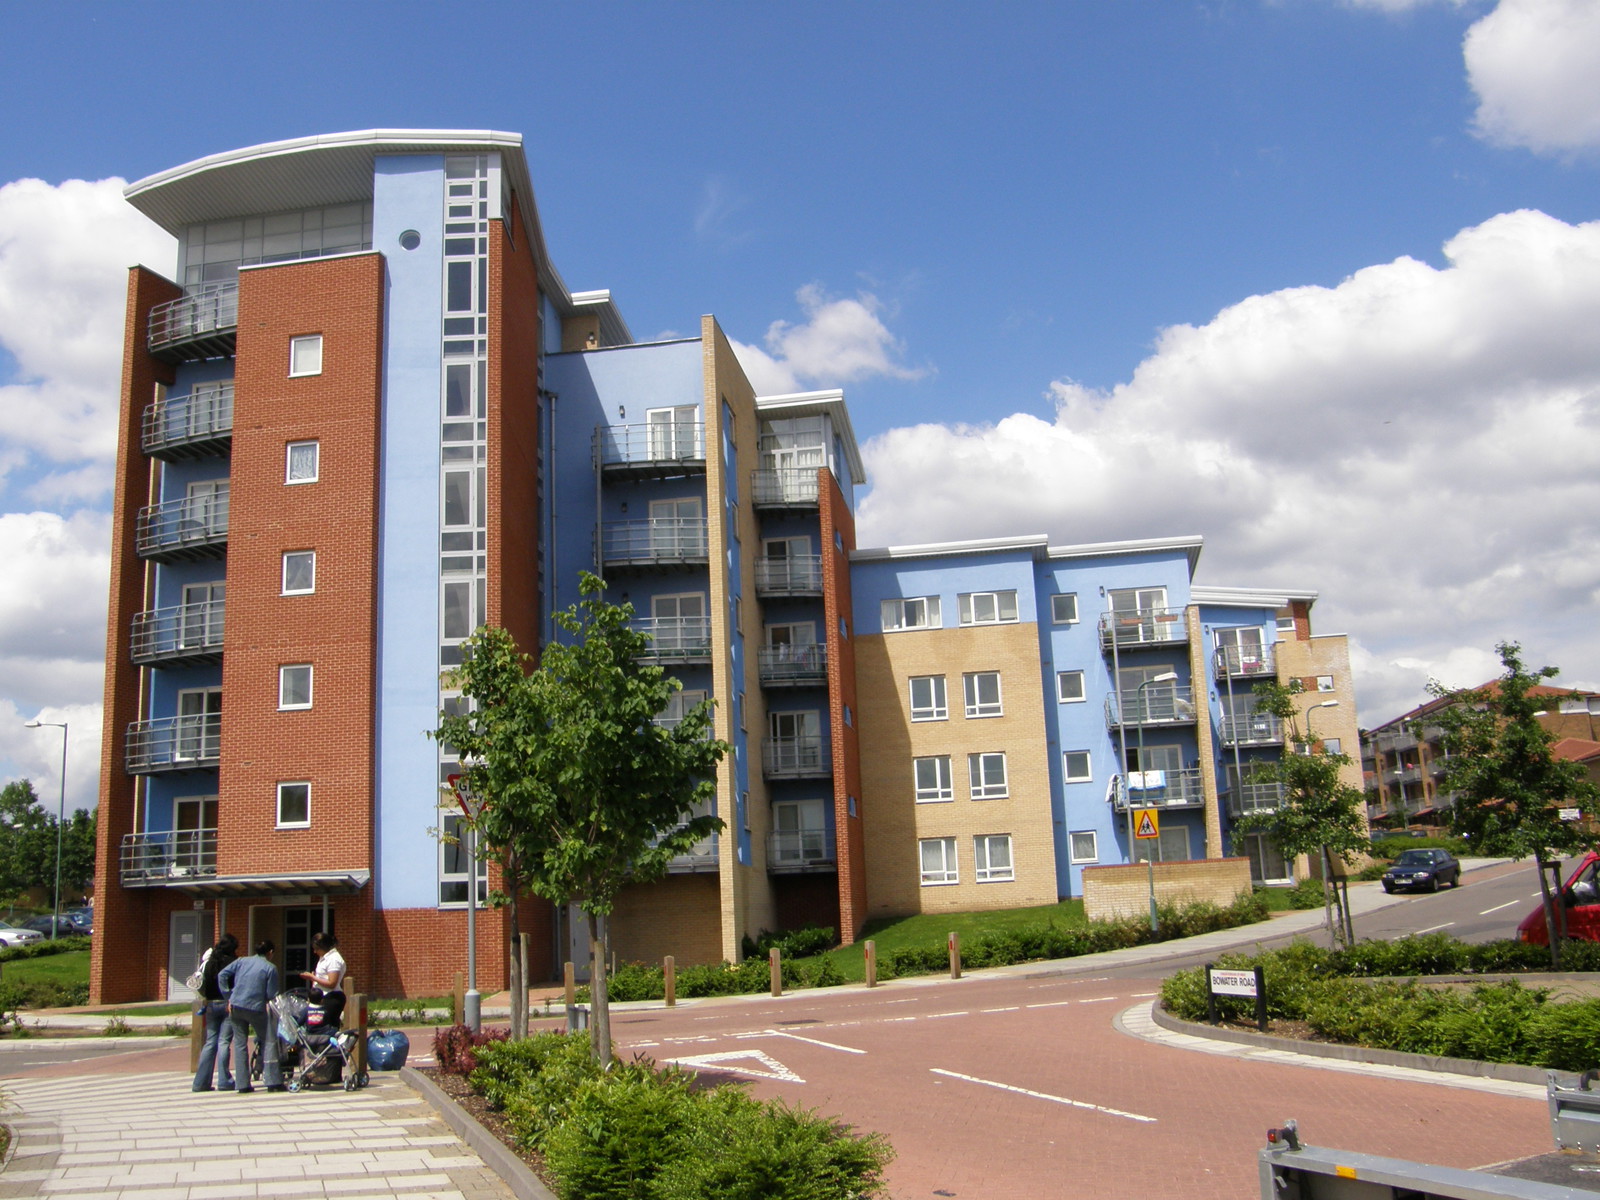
(820, 471, 867, 943)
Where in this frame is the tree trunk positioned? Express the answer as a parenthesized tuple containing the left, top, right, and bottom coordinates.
(587, 910, 612, 1065)
(1534, 847, 1562, 970)
(506, 858, 524, 1039)
(1319, 846, 1340, 947)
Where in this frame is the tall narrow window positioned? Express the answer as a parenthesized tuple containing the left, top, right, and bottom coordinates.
(909, 675, 947, 721)
(289, 335, 323, 377)
(963, 671, 1002, 718)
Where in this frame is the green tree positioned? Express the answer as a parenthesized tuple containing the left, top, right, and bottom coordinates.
(60, 808, 97, 900)
(1231, 681, 1369, 947)
(0, 780, 51, 908)
(436, 573, 728, 1061)
(1425, 642, 1600, 967)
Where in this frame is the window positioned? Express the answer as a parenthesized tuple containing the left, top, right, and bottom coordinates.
(289, 335, 323, 377)
(285, 440, 319, 484)
(1316, 675, 1335, 693)
(176, 688, 222, 760)
(968, 752, 1008, 799)
(1063, 750, 1092, 782)
(282, 551, 315, 595)
(963, 671, 1002, 718)
(914, 756, 953, 802)
(439, 811, 488, 905)
(919, 837, 958, 886)
(881, 595, 940, 632)
(909, 675, 947, 721)
(1322, 737, 1343, 755)
(960, 590, 1019, 626)
(278, 664, 312, 710)
(1051, 593, 1079, 625)
(1057, 670, 1086, 703)
(277, 782, 311, 828)
(974, 834, 1014, 882)
(1069, 831, 1099, 864)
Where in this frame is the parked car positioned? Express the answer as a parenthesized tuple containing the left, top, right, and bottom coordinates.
(1381, 847, 1462, 893)
(66, 907, 93, 934)
(0, 920, 44, 947)
(1517, 851, 1600, 945)
(20, 915, 78, 938)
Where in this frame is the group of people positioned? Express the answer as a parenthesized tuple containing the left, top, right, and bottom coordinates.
(191, 930, 346, 1092)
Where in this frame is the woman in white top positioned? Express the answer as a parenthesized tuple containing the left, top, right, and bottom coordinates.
(300, 931, 347, 1025)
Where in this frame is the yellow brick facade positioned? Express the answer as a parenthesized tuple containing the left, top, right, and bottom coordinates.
(1082, 857, 1253, 922)
(610, 874, 726, 966)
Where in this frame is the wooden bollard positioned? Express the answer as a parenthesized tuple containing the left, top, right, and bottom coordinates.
(948, 932, 961, 980)
(865, 940, 877, 988)
(769, 947, 782, 997)
(352, 992, 368, 1076)
(452, 971, 464, 1026)
(564, 960, 577, 1008)
(664, 955, 676, 1007)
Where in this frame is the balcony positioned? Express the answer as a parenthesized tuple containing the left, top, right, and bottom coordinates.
(661, 801, 718, 873)
(602, 519, 708, 569)
(1115, 767, 1204, 810)
(1218, 713, 1283, 747)
(121, 829, 217, 886)
(631, 616, 712, 664)
(1390, 766, 1424, 785)
(1105, 685, 1197, 729)
(1100, 607, 1188, 651)
(148, 283, 239, 361)
(1214, 644, 1275, 679)
(596, 421, 705, 478)
(755, 555, 823, 597)
(752, 468, 819, 508)
(126, 715, 221, 773)
(143, 384, 234, 460)
(1227, 781, 1288, 818)
(767, 829, 836, 873)
(136, 490, 229, 561)
(130, 600, 225, 666)
(762, 737, 829, 779)
(1376, 730, 1419, 754)
(758, 643, 827, 688)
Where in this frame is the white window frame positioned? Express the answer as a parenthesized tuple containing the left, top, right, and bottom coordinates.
(968, 752, 1009, 800)
(919, 836, 959, 886)
(963, 671, 1003, 718)
(909, 675, 947, 722)
(438, 810, 489, 907)
(1069, 830, 1099, 864)
(278, 664, 313, 710)
(276, 781, 311, 829)
(881, 595, 941, 633)
(914, 755, 953, 803)
(959, 590, 1019, 626)
(974, 834, 1014, 883)
(289, 334, 323, 377)
(1317, 675, 1335, 693)
(285, 440, 320, 484)
(282, 550, 316, 595)
(1063, 750, 1092, 782)
(1057, 670, 1086, 704)
(1051, 593, 1079, 625)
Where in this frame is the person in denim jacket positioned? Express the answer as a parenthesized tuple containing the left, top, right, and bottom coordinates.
(191, 933, 238, 1091)
(219, 939, 284, 1092)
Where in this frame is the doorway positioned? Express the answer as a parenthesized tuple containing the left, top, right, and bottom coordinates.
(167, 909, 213, 1001)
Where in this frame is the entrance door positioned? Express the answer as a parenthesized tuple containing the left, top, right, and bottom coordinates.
(283, 906, 330, 978)
(168, 909, 213, 1001)
(173, 795, 217, 874)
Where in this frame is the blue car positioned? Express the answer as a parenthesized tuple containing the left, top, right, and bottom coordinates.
(1382, 848, 1462, 894)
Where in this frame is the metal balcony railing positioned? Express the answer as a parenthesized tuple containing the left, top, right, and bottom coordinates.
(754, 555, 823, 596)
(1218, 713, 1283, 747)
(120, 829, 217, 886)
(601, 519, 708, 566)
(658, 801, 718, 872)
(136, 490, 229, 560)
(596, 421, 705, 473)
(768, 829, 836, 872)
(1116, 767, 1204, 809)
(1227, 781, 1288, 817)
(126, 715, 221, 773)
(758, 643, 827, 687)
(148, 283, 239, 360)
(762, 737, 829, 778)
(631, 616, 712, 663)
(130, 600, 225, 665)
(752, 468, 820, 506)
(1214, 644, 1275, 678)
(1105, 685, 1198, 728)
(1100, 607, 1188, 649)
(1391, 766, 1424, 784)
(142, 384, 234, 460)
(1376, 730, 1419, 753)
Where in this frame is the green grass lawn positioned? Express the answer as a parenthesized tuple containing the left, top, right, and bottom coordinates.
(2, 948, 89, 990)
(810, 898, 1088, 981)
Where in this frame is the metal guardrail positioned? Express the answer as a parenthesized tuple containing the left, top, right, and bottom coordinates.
(1105, 685, 1197, 727)
(1219, 714, 1283, 747)
(631, 616, 712, 662)
(601, 519, 708, 565)
(120, 829, 217, 885)
(1226, 781, 1287, 817)
(768, 829, 835, 871)
(757, 644, 827, 686)
(754, 555, 823, 595)
(135, 490, 229, 559)
(142, 384, 234, 458)
(1214, 644, 1275, 677)
(596, 421, 705, 470)
(752, 468, 820, 506)
(148, 284, 239, 357)
(762, 737, 828, 777)
(1115, 767, 1203, 809)
(130, 600, 225, 664)
(125, 715, 221, 773)
(1099, 607, 1189, 647)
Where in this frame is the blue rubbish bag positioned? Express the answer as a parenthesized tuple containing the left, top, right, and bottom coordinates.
(366, 1028, 410, 1070)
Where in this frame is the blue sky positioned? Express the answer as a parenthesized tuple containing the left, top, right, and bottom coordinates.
(2, 0, 1598, 809)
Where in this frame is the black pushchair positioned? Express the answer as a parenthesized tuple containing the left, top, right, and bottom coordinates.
(269, 987, 368, 1092)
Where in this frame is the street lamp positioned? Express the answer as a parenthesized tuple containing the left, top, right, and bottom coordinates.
(1302, 699, 1339, 749)
(24, 720, 68, 940)
(447, 773, 483, 1032)
(1132, 672, 1179, 932)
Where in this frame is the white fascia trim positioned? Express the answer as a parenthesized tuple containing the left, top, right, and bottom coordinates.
(568, 289, 634, 347)
(851, 533, 1050, 564)
(236, 249, 382, 272)
(1045, 535, 1204, 574)
(1191, 585, 1319, 609)
(755, 389, 866, 485)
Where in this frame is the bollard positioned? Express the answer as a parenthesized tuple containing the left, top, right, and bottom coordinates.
(865, 940, 877, 988)
(190, 1006, 205, 1072)
(452, 971, 464, 1026)
(769, 947, 782, 997)
(948, 932, 961, 980)
(664, 955, 676, 1007)
(352, 992, 368, 1077)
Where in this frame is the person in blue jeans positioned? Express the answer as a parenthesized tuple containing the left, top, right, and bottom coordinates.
(191, 932, 238, 1091)
(219, 939, 284, 1092)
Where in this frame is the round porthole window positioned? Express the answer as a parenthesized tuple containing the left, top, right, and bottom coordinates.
(398, 229, 421, 251)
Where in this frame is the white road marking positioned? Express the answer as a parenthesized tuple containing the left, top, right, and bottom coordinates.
(667, 1049, 804, 1083)
(981, 1006, 1020, 1013)
(885, 1016, 919, 1023)
(739, 1029, 866, 1054)
(931, 1068, 1157, 1123)
(1075, 996, 1120, 1004)
(1025, 1000, 1074, 1010)
(1479, 900, 1519, 915)
(1132, 992, 1158, 998)
(1414, 922, 1456, 934)
(926, 1011, 968, 1019)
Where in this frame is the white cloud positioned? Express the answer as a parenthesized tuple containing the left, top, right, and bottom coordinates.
(1465, 0, 1600, 154)
(732, 284, 926, 396)
(0, 698, 103, 814)
(857, 209, 1600, 724)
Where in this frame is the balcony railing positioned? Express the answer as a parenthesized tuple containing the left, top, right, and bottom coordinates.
(754, 555, 823, 596)
(768, 829, 836, 872)
(1218, 713, 1283, 747)
(1376, 730, 1419, 753)
(631, 616, 712, 663)
(1214, 644, 1275, 678)
(596, 421, 705, 474)
(130, 600, 225, 665)
(126, 715, 221, 773)
(1115, 767, 1204, 809)
(660, 801, 718, 872)
(1390, 766, 1424, 784)
(602, 519, 709, 567)
(136, 490, 229, 561)
(148, 283, 239, 360)
(1100, 607, 1188, 649)
(121, 829, 217, 886)
(1227, 781, 1288, 817)
(752, 468, 819, 507)
(758, 643, 827, 687)
(762, 737, 829, 778)
(1105, 685, 1197, 728)
(143, 384, 234, 460)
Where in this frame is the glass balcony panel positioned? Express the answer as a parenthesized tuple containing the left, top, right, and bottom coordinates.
(602, 519, 709, 566)
(1214, 644, 1276, 678)
(631, 616, 712, 663)
(597, 421, 706, 472)
(1116, 767, 1204, 809)
(125, 715, 222, 773)
(1105, 685, 1197, 727)
(130, 600, 225, 665)
(762, 736, 829, 778)
(136, 489, 230, 560)
(143, 384, 234, 459)
(767, 828, 836, 871)
(147, 284, 240, 359)
(754, 555, 823, 595)
(1219, 713, 1284, 747)
(752, 468, 820, 506)
(758, 643, 827, 686)
(120, 828, 218, 885)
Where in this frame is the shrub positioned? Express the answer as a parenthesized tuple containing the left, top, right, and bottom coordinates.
(0, 936, 91, 964)
(1527, 998, 1600, 1071)
(473, 1031, 606, 1151)
(0, 979, 89, 1010)
(541, 1060, 697, 1199)
(432, 1023, 509, 1075)
(607, 961, 667, 1003)
(743, 925, 837, 962)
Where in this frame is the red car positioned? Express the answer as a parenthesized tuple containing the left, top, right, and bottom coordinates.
(1516, 851, 1600, 944)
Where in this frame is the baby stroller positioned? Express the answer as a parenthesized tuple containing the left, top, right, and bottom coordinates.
(269, 987, 369, 1092)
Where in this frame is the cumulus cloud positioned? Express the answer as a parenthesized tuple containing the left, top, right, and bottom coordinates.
(1465, 0, 1600, 154)
(857, 210, 1600, 723)
(732, 284, 926, 395)
(0, 698, 104, 814)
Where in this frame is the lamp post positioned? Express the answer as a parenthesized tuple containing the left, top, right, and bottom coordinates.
(24, 720, 68, 940)
(1133, 672, 1178, 932)
(448, 773, 483, 1032)
(1302, 699, 1339, 749)
(1299, 699, 1348, 943)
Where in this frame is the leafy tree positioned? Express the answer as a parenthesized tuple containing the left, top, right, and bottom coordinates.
(0, 780, 51, 907)
(1231, 681, 1369, 947)
(60, 808, 97, 899)
(1425, 642, 1600, 967)
(436, 573, 728, 1061)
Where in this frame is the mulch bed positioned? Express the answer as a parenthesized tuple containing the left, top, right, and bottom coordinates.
(418, 1066, 561, 1193)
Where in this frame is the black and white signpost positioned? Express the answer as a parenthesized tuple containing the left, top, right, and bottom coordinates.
(1206, 962, 1268, 1032)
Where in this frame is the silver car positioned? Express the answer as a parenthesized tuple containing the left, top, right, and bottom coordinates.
(0, 920, 45, 947)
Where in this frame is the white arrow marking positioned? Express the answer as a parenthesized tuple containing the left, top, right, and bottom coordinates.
(666, 1049, 805, 1083)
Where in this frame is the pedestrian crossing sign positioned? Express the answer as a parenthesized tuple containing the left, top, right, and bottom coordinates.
(1134, 809, 1160, 839)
